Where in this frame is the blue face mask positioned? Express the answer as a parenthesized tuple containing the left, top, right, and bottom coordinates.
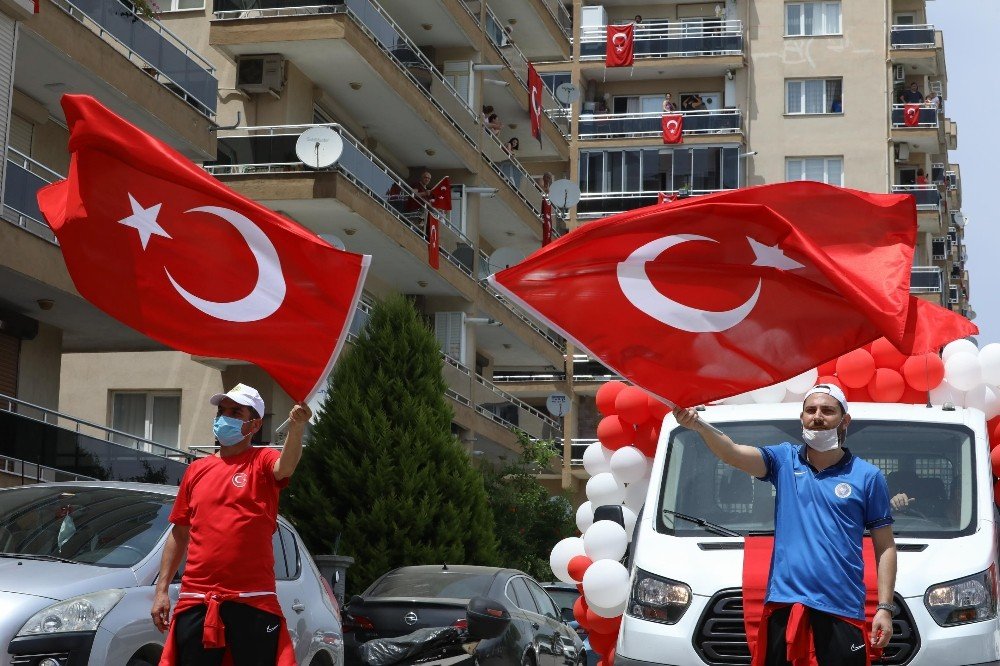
(214, 415, 249, 447)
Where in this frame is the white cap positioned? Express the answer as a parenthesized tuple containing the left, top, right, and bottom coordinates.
(804, 383, 849, 413)
(210, 383, 265, 419)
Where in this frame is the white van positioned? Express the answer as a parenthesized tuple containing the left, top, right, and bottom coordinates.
(616, 402, 999, 666)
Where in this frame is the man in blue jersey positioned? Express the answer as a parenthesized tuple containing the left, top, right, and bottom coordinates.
(673, 384, 897, 665)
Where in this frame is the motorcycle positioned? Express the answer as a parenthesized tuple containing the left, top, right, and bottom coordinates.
(358, 597, 511, 666)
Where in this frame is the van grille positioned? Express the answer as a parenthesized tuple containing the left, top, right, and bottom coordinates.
(691, 590, 919, 665)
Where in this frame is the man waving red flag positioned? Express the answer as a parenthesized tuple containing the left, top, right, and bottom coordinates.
(37, 95, 370, 401)
(489, 182, 976, 407)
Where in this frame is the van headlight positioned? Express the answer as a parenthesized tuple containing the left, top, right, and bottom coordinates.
(17, 590, 125, 636)
(627, 568, 691, 625)
(924, 565, 998, 626)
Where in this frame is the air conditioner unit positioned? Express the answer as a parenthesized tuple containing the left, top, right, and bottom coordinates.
(237, 54, 285, 95)
(893, 65, 906, 83)
(896, 143, 909, 160)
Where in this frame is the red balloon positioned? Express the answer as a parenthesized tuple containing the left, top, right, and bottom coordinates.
(576, 583, 585, 594)
(871, 338, 907, 370)
(634, 422, 660, 456)
(608, 648, 616, 666)
(815, 375, 845, 392)
(573, 595, 590, 625)
(589, 630, 617, 657)
(868, 368, 905, 403)
(836, 349, 876, 388)
(567, 555, 593, 582)
(899, 385, 926, 404)
(902, 353, 946, 392)
(991, 446, 1000, 478)
(995, 479, 1000, 506)
(817, 359, 838, 377)
(596, 381, 628, 416)
(597, 415, 635, 450)
(990, 418, 1000, 452)
(616, 387, 652, 425)
(585, 608, 623, 634)
(647, 394, 670, 422)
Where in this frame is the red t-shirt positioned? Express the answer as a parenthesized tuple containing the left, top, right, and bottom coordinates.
(169, 447, 289, 595)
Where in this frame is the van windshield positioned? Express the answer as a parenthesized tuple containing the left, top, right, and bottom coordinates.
(0, 485, 174, 567)
(657, 419, 975, 538)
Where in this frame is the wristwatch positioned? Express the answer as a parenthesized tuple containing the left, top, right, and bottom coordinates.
(876, 602, 899, 615)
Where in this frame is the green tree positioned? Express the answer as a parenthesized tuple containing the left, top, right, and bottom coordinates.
(480, 433, 576, 580)
(282, 295, 498, 594)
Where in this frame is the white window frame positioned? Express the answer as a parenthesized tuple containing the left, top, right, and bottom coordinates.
(157, 0, 205, 12)
(443, 61, 474, 109)
(785, 78, 842, 115)
(785, 2, 842, 37)
(110, 390, 182, 448)
(785, 156, 844, 186)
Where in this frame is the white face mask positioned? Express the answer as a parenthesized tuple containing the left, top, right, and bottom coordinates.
(802, 419, 843, 452)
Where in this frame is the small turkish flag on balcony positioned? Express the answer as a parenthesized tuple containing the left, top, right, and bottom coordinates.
(662, 114, 683, 143)
(903, 103, 922, 127)
(426, 211, 440, 269)
(606, 24, 634, 67)
(430, 177, 452, 211)
(528, 62, 544, 148)
(489, 182, 976, 406)
(36, 95, 371, 402)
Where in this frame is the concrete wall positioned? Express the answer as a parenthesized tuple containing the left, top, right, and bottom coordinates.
(17, 322, 61, 410)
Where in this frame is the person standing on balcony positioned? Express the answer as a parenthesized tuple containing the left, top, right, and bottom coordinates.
(916, 169, 928, 186)
(899, 82, 924, 104)
(151, 384, 312, 666)
(662, 93, 677, 112)
(412, 170, 435, 206)
(486, 112, 503, 133)
(925, 91, 941, 111)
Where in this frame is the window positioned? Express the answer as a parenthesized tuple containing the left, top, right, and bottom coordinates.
(508, 577, 539, 614)
(540, 72, 571, 108)
(785, 157, 843, 186)
(272, 524, 301, 580)
(110, 391, 181, 448)
(158, 0, 205, 12)
(785, 78, 843, 114)
(785, 2, 841, 36)
(443, 61, 473, 107)
(579, 146, 741, 194)
(526, 579, 560, 619)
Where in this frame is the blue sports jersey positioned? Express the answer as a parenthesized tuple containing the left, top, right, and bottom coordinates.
(757, 443, 893, 620)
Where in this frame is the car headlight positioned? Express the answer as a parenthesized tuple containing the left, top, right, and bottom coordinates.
(627, 568, 691, 625)
(17, 590, 125, 636)
(924, 565, 998, 627)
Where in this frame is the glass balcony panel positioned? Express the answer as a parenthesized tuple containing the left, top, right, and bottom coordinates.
(890, 25, 936, 48)
(910, 267, 942, 293)
(890, 104, 938, 127)
(3, 149, 62, 242)
(579, 19, 742, 59)
(892, 185, 941, 208)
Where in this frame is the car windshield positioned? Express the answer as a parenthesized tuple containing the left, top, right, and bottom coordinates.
(0, 485, 174, 567)
(657, 419, 975, 538)
(545, 588, 580, 612)
(368, 571, 495, 599)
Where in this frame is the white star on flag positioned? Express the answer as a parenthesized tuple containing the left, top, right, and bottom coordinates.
(747, 237, 806, 272)
(118, 193, 171, 250)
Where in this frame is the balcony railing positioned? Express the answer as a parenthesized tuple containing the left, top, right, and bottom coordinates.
(205, 124, 477, 278)
(2, 148, 61, 244)
(579, 19, 743, 60)
(890, 103, 939, 128)
(892, 184, 941, 209)
(576, 108, 742, 140)
(539, 0, 572, 38)
(477, 250, 565, 352)
(911, 266, 943, 294)
(53, 0, 217, 119)
(577, 189, 727, 219)
(890, 24, 936, 49)
(0, 454, 97, 485)
(481, 130, 563, 227)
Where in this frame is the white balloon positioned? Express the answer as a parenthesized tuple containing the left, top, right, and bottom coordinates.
(549, 537, 585, 584)
(965, 385, 1000, 420)
(945, 352, 982, 392)
(751, 382, 786, 404)
(583, 559, 630, 608)
(587, 473, 626, 507)
(589, 599, 628, 619)
(576, 501, 594, 533)
(980, 344, 1000, 386)
(722, 391, 754, 405)
(582, 442, 614, 476)
(784, 390, 807, 404)
(623, 474, 650, 512)
(943, 339, 978, 362)
(929, 379, 966, 407)
(621, 506, 638, 540)
(584, 520, 628, 561)
(785, 368, 819, 394)
(610, 446, 649, 484)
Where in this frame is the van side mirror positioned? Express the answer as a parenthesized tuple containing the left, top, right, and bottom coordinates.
(593, 504, 625, 528)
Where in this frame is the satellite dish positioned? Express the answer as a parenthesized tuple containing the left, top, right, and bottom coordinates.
(548, 179, 581, 209)
(546, 392, 571, 418)
(295, 126, 344, 169)
(319, 233, 346, 251)
(487, 246, 528, 273)
(555, 82, 581, 105)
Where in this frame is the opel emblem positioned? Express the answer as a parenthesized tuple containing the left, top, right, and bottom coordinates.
(404, 611, 418, 626)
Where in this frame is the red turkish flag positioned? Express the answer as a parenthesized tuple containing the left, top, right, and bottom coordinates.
(426, 211, 440, 269)
(528, 62, 544, 148)
(661, 114, 683, 143)
(606, 24, 634, 67)
(541, 198, 553, 246)
(489, 182, 976, 406)
(657, 192, 679, 205)
(903, 103, 922, 127)
(430, 177, 452, 211)
(36, 95, 370, 402)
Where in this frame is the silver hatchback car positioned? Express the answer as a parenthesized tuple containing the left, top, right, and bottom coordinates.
(0, 481, 343, 666)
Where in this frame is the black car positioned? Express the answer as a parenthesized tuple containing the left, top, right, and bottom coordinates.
(344, 564, 585, 666)
(541, 583, 598, 666)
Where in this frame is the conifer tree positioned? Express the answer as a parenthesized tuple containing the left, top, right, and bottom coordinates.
(282, 295, 498, 594)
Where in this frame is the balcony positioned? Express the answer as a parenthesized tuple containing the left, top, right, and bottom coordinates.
(0, 394, 193, 485)
(893, 184, 942, 232)
(889, 25, 944, 75)
(890, 103, 945, 154)
(890, 104, 939, 129)
(2, 148, 61, 244)
(911, 266, 943, 294)
(575, 108, 742, 142)
(579, 19, 743, 77)
(577, 189, 727, 220)
(479, 0, 571, 61)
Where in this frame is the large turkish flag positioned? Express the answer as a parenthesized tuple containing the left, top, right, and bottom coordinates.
(528, 62, 544, 148)
(489, 182, 976, 406)
(606, 24, 634, 67)
(37, 95, 370, 402)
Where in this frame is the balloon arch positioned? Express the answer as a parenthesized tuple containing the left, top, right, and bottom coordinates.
(550, 339, 1000, 666)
